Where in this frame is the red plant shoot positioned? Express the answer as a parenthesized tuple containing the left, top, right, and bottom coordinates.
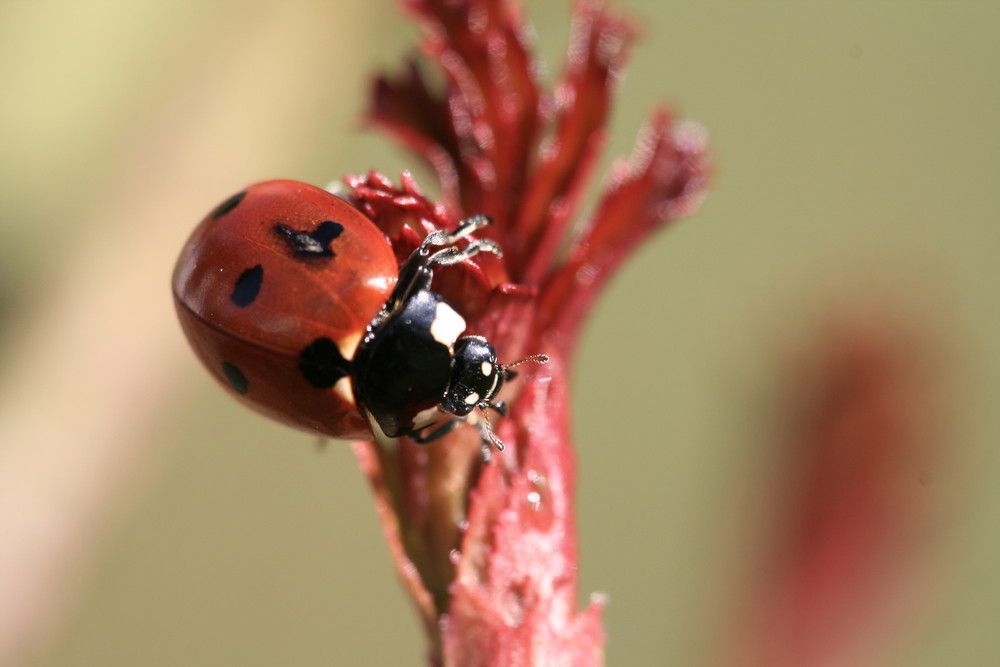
(345, 0, 709, 664)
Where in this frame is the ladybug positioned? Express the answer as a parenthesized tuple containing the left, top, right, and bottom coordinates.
(172, 180, 545, 452)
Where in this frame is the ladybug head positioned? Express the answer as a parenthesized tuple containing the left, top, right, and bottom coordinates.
(442, 337, 550, 415)
(441, 336, 502, 417)
(441, 336, 549, 451)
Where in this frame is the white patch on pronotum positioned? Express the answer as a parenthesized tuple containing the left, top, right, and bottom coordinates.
(481, 361, 493, 376)
(430, 302, 466, 349)
(465, 392, 480, 405)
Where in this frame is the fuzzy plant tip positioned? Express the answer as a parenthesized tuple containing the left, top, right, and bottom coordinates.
(352, 0, 709, 665)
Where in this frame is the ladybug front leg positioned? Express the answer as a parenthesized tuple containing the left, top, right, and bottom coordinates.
(411, 418, 463, 444)
(409, 400, 506, 444)
(422, 214, 492, 248)
(409, 414, 494, 464)
(427, 238, 502, 268)
(380, 216, 501, 319)
(488, 399, 508, 417)
(412, 403, 508, 463)
(424, 215, 502, 269)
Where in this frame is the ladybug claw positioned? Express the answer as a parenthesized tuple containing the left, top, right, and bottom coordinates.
(429, 239, 502, 266)
(454, 213, 493, 235)
(422, 214, 493, 249)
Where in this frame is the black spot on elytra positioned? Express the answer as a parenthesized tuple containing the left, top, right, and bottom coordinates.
(274, 220, 344, 258)
(211, 191, 247, 219)
(221, 361, 248, 395)
(299, 337, 351, 389)
(231, 264, 263, 307)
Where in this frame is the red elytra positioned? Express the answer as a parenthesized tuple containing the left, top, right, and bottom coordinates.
(172, 180, 397, 439)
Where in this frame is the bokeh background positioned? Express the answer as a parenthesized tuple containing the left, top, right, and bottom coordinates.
(1, 1, 998, 665)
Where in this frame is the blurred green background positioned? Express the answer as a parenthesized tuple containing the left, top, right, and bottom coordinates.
(1, 1, 998, 665)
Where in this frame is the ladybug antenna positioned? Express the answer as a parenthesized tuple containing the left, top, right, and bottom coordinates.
(499, 353, 549, 381)
(506, 353, 550, 367)
(478, 405, 506, 452)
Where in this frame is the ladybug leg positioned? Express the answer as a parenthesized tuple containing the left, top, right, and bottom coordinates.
(411, 418, 497, 465)
(422, 214, 492, 248)
(428, 238, 502, 267)
(381, 217, 503, 318)
(410, 418, 463, 444)
(411, 411, 507, 464)
(423, 215, 502, 267)
(488, 399, 508, 417)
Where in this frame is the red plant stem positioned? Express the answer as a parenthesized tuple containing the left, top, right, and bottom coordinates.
(441, 353, 606, 667)
(354, 0, 709, 662)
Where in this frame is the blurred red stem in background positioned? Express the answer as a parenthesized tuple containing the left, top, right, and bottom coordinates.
(727, 317, 933, 667)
